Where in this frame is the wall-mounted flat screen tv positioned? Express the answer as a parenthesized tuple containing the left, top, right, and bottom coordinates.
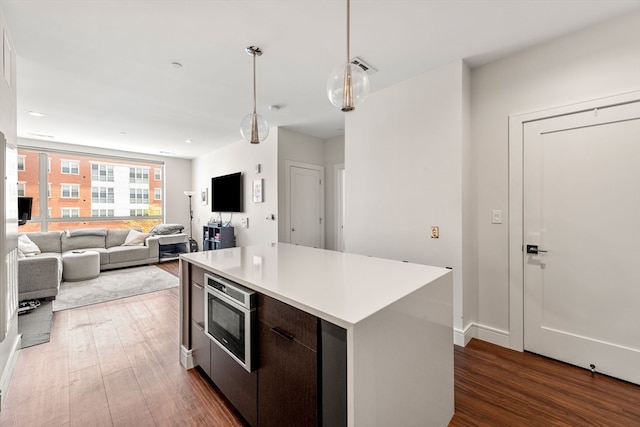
(211, 172, 242, 212)
(18, 196, 33, 225)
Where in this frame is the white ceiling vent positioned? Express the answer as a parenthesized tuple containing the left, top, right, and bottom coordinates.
(350, 57, 377, 75)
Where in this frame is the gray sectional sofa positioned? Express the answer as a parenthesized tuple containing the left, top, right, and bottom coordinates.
(18, 228, 165, 301)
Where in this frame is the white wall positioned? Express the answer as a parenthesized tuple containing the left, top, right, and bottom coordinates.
(15, 138, 192, 228)
(471, 11, 640, 346)
(323, 135, 345, 251)
(191, 130, 279, 248)
(345, 60, 472, 339)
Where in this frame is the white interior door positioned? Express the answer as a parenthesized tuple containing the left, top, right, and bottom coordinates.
(523, 101, 640, 384)
(288, 163, 324, 248)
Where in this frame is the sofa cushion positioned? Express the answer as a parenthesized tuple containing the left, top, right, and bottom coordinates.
(123, 230, 149, 246)
(20, 231, 62, 253)
(149, 224, 184, 235)
(61, 233, 106, 252)
(108, 246, 151, 264)
(18, 234, 41, 256)
(106, 229, 140, 248)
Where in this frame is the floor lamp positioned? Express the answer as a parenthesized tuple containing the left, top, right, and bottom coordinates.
(184, 191, 197, 252)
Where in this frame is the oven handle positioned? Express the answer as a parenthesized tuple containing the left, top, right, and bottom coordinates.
(206, 284, 251, 312)
(271, 326, 294, 341)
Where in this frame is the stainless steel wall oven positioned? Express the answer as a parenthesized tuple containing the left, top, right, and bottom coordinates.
(204, 273, 256, 372)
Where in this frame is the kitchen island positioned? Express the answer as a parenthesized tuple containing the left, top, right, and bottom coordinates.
(179, 243, 453, 426)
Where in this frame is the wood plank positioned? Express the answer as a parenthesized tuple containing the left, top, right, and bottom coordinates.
(69, 366, 112, 427)
(102, 368, 154, 427)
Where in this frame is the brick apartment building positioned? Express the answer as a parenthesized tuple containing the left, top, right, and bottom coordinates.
(17, 148, 163, 232)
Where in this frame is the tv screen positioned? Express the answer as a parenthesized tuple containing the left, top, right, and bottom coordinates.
(18, 196, 33, 225)
(211, 172, 242, 212)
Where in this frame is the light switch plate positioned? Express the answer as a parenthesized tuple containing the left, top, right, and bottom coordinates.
(492, 210, 502, 224)
(241, 217, 248, 228)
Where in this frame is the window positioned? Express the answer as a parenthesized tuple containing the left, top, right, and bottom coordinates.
(17, 155, 25, 171)
(92, 209, 114, 217)
(129, 167, 149, 184)
(61, 160, 79, 174)
(17, 182, 25, 197)
(92, 187, 114, 203)
(61, 208, 80, 218)
(91, 164, 114, 182)
(130, 188, 149, 204)
(17, 148, 164, 232)
(61, 184, 80, 198)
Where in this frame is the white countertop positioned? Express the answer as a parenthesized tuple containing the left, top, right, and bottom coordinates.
(181, 243, 451, 327)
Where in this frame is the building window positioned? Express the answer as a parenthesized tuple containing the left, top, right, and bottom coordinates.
(154, 168, 162, 180)
(130, 188, 149, 204)
(47, 207, 52, 218)
(154, 188, 162, 201)
(92, 209, 114, 217)
(61, 208, 80, 218)
(48, 183, 51, 198)
(17, 155, 25, 171)
(61, 184, 80, 198)
(92, 187, 115, 203)
(129, 167, 149, 184)
(130, 209, 149, 216)
(17, 182, 25, 197)
(91, 164, 114, 182)
(61, 160, 80, 175)
(48, 158, 51, 173)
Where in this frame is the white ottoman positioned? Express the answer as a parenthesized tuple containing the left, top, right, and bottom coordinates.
(63, 250, 100, 282)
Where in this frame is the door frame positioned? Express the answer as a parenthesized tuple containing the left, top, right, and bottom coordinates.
(507, 90, 639, 352)
(284, 160, 325, 246)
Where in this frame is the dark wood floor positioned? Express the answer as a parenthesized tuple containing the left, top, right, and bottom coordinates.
(2, 260, 638, 426)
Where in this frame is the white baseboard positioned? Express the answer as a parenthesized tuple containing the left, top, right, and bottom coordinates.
(0, 335, 21, 411)
(454, 323, 511, 349)
(180, 344, 194, 370)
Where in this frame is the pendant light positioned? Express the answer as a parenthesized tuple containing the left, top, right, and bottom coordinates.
(240, 46, 269, 144)
(327, 0, 369, 112)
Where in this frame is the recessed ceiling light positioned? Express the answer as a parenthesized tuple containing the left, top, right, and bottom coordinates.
(171, 62, 182, 68)
(28, 111, 44, 117)
(185, 139, 193, 143)
(159, 150, 174, 155)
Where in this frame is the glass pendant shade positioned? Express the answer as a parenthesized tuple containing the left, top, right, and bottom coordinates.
(327, 62, 370, 111)
(240, 112, 269, 144)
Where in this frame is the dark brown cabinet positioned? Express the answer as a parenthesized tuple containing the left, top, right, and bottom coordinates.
(190, 265, 210, 378)
(257, 295, 317, 427)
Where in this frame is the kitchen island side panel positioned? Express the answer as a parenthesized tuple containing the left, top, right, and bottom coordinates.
(349, 272, 454, 427)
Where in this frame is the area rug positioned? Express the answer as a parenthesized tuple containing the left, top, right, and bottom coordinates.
(53, 265, 178, 312)
(18, 300, 53, 348)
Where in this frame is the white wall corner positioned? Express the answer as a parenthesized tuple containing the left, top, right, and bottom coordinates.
(454, 323, 510, 349)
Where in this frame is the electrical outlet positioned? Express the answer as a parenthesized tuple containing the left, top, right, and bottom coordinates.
(430, 226, 439, 239)
(241, 217, 249, 229)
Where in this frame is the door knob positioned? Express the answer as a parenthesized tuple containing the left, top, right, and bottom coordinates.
(526, 244, 548, 254)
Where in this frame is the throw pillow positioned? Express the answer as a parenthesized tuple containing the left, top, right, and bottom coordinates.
(123, 229, 149, 246)
(18, 234, 41, 256)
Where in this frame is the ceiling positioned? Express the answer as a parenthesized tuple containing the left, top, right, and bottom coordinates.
(1, 1, 638, 159)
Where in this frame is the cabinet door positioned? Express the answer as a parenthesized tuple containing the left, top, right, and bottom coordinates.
(258, 320, 317, 427)
(190, 279, 210, 377)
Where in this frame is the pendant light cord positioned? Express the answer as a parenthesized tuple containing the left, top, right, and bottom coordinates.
(252, 52, 257, 115)
(346, 0, 350, 64)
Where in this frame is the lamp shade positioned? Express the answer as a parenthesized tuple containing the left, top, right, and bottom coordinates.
(240, 112, 269, 144)
(327, 62, 370, 111)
